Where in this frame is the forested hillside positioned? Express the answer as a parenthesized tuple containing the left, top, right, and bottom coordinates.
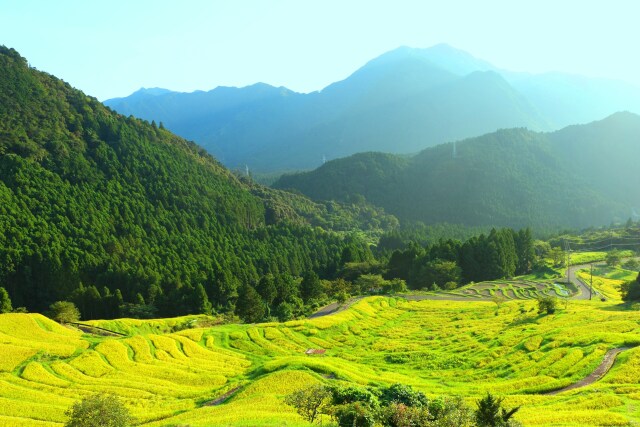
(0, 46, 392, 319)
(275, 114, 640, 229)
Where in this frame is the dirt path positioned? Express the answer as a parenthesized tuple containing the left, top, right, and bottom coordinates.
(204, 386, 242, 406)
(544, 347, 629, 395)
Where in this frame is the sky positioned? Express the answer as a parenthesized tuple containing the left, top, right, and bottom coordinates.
(1, 0, 639, 100)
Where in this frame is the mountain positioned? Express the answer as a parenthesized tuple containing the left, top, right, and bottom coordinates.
(105, 44, 640, 173)
(0, 46, 394, 317)
(274, 113, 640, 229)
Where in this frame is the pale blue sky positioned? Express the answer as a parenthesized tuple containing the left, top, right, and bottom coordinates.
(1, 0, 639, 100)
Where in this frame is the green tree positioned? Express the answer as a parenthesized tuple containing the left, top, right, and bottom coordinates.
(48, 301, 80, 323)
(284, 385, 332, 424)
(256, 274, 278, 307)
(355, 274, 387, 294)
(548, 247, 565, 267)
(300, 271, 323, 303)
(475, 393, 520, 427)
(606, 250, 622, 267)
(537, 296, 557, 315)
(622, 273, 640, 301)
(235, 283, 265, 323)
(194, 284, 212, 315)
(64, 393, 131, 427)
(0, 287, 12, 313)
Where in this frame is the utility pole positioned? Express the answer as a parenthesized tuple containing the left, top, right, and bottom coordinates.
(589, 263, 593, 300)
(565, 240, 571, 285)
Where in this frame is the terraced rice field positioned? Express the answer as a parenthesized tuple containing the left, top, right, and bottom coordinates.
(438, 280, 575, 300)
(2, 297, 640, 426)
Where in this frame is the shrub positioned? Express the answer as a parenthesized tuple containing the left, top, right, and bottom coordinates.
(537, 296, 556, 315)
(285, 384, 332, 424)
(65, 393, 131, 427)
(49, 301, 80, 323)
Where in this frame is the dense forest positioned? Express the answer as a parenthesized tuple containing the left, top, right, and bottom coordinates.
(0, 46, 392, 320)
(275, 115, 640, 230)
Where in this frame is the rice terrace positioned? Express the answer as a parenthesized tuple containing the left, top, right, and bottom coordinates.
(2, 254, 640, 426)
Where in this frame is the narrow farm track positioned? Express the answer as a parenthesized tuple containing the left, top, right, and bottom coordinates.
(544, 347, 629, 395)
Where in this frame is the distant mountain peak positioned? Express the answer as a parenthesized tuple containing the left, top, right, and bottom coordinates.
(133, 87, 173, 96)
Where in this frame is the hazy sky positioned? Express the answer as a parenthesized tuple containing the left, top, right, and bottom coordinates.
(2, 0, 639, 100)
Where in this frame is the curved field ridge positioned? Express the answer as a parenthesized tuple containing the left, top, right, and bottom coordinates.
(544, 347, 630, 395)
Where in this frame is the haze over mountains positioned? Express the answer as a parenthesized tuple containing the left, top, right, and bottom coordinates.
(275, 112, 640, 230)
(105, 44, 640, 172)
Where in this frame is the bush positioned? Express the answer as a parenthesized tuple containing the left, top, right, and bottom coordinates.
(65, 393, 131, 427)
(49, 301, 81, 323)
(285, 384, 332, 424)
(537, 296, 556, 315)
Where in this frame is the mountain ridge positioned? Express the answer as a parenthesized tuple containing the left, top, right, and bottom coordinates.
(105, 44, 640, 172)
(274, 112, 640, 229)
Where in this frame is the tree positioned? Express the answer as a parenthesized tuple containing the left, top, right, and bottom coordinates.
(355, 274, 388, 294)
(285, 385, 332, 424)
(65, 393, 131, 427)
(622, 258, 640, 271)
(0, 287, 12, 313)
(537, 296, 557, 315)
(256, 274, 278, 307)
(384, 279, 407, 294)
(622, 273, 640, 302)
(419, 260, 461, 289)
(606, 250, 622, 267)
(48, 301, 80, 323)
(194, 284, 212, 315)
(475, 393, 520, 427)
(548, 247, 565, 267)
(300, 271, 323, 303)
(235, 283, 265, 323)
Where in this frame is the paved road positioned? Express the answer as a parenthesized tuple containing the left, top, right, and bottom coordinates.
(309, 258, 637, 318)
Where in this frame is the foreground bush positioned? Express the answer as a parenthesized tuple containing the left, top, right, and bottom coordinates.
(65, 393, 131, 427)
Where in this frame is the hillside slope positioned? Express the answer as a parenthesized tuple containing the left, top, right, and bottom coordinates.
(275, 113, 640, 229)
(0, 46, 392, 317)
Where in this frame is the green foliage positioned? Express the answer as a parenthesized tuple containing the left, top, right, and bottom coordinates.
(537, 296, 557, 315)
(48, 301, 80, 323)
(622, 258, 640, 271)
(235, 284, 265, 323)
(548, 247, 566, 267)
(274, 122, 637, 229)
(0, 287, 12, 313)
(0, 46, 384, 319)
(387, 228, 534, 288)
(300, 271, 323, 303)
(622, 273, 640, 302)
(475, 393, 520, 427)
(606, 250, 622, 267)
(284, 384, 332, 424)
(380, 383, 428, 408)
(64, 393, 131, 427)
